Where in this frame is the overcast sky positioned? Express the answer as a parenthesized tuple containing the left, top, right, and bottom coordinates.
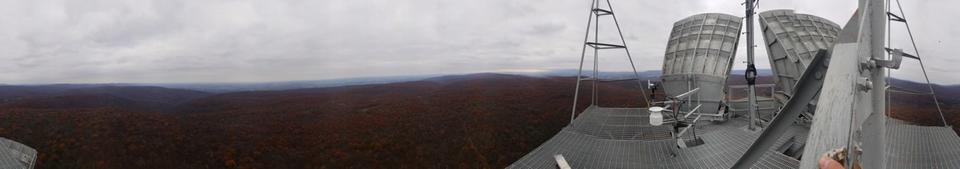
(1, 0, 957, 84)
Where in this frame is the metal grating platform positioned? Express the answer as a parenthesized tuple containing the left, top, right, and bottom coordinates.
(0, 137, 36, 169)
(509, 106, 808, 169)
(860, 113, 960, 169)
(568, 107, 673, 140)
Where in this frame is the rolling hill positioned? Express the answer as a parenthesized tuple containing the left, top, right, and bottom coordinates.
(1, 73, 649, 168)
(0, 73, 956, 168)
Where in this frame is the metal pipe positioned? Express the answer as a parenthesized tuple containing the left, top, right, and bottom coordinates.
(674, 87, 701, 99)
(605, 0, 651, 106)
(569, 0, 598, 125)
(691, 112, 726, 117)
(683, 104, 702, 119)
(744, 0, 760, 131)
(677, 115, 703, 137)
(592, 0, 600, 106)
(895, 0, 948, 126)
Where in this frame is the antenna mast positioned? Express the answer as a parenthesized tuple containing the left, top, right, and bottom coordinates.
(744, 0, 760, 130)
(569, 0, 649, 124)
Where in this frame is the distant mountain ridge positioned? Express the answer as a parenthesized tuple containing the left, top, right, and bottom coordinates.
(146, 75, 438, 93)
(0, 86, 209, 112)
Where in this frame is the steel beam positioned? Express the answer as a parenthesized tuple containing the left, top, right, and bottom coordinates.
(731, 49, 830, 169)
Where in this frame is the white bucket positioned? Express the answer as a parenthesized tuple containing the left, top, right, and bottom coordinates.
(648, 107, 664, 126)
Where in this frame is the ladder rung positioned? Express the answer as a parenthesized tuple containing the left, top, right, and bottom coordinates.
(586, 42, 626, 49)
(592, 8, 613, 16)
(887, 12, 906, 22)
(884, 47, 919, 60)
(600, 78, 639, 82)
(579, 77, 596, 81)
(888, 88, 934, 95)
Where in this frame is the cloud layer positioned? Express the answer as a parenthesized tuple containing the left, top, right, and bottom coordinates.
(0, 0, 957, 84)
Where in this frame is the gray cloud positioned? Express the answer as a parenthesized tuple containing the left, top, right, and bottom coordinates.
(0, 0, 958, 84)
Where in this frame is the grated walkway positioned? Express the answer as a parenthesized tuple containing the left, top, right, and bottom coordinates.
(509, 106, 807, 169)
